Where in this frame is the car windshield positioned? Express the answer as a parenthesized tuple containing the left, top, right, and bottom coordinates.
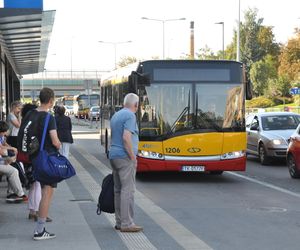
(261, 115, 300, 130)
(91, 107, 100, 112)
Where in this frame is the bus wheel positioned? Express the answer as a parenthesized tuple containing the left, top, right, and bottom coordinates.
(210, 171, 223, 175)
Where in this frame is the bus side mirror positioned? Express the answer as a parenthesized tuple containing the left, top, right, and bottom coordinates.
(128, 73, 137, 93)
(244, 65, 253, 100)
(129, 71, 150, 93)
(246, 79, 253, 100)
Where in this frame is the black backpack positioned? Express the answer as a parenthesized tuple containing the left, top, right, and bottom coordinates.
(17, 110, 40, 155)
(96, 174, 115, 215)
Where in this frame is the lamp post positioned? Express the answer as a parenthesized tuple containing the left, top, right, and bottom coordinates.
(215, 22, 225, 59)
(70, 36, 75, 84)
(141, 17, 186, 59)
(98, 40, 132, 69)
(237, 0, 241, 61)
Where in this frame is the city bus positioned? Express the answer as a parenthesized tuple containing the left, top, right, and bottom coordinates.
(73, 93, 100, 118)
(100, 60, 252, 174)
(55, 96, 74, 115)
(55, 96, 74, 106)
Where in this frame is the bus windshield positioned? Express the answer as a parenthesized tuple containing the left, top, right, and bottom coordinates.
(139, 82, 244, 138)
(77, 96, 89, 110)
(64, 99, 73, 106)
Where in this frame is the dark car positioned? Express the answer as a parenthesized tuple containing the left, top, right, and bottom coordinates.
(287, 123, 300, 178)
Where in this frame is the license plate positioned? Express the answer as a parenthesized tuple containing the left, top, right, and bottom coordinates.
(181, 166, 205, 172)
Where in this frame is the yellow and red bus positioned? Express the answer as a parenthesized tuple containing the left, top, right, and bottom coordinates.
(73, 94, 100, 118)
(100, 60, 252, 174)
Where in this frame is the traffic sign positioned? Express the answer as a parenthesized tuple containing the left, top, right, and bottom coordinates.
(290, 87, 300, 95)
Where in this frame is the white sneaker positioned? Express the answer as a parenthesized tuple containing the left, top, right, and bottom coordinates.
(33, 228, 56, 240)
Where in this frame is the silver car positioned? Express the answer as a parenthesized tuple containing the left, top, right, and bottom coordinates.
(88, 106, 100, 120)
(246, 112, 300, 165)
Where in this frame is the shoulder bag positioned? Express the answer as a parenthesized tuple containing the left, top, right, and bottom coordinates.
(32, 113, 76, 184)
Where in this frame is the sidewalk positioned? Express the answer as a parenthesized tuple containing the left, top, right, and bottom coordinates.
(0, 120, 101, 249)
(71, 117, 100, 134)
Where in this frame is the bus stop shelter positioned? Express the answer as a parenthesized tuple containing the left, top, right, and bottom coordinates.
(0, 5, 55, 119)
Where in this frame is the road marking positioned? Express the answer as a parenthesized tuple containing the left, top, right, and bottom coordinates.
(70, 154, 157, 250)
(227, 171, 300, 199)
(75, 146, 212, 250)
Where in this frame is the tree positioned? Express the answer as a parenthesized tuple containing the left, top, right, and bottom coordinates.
(278, 29, 300, 81)
(250, 60, 271, 96)
(117, 56, 137, 68)
(196, 45, 219, 60)
(225, 8, 280, 68)
(265, 76, 291, 98)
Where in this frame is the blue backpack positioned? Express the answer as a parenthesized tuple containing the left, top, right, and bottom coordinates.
(96, 174, 115, 215)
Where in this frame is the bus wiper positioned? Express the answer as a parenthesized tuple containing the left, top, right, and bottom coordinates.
(169, 91, 192, 133)
(170, 107, 189, 132)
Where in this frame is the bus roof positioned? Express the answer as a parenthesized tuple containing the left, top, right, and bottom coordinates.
(101, 62, 139, 86)
(100, 60, 243, 86)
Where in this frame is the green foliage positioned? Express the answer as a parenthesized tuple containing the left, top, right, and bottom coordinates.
(267, 75, 291, 97)
(250, 55, 278, 96)
(225, 8, 279, 66)
(196, 45, 219, 60)
(117, 56, 137, 68)
(240, 8, 263, 67)
(246, 96, 275, 108)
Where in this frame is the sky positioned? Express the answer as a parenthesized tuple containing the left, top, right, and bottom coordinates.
(9, 0, 300, 72)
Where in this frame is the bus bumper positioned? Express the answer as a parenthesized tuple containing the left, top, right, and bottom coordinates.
(137, 156, 246, 172)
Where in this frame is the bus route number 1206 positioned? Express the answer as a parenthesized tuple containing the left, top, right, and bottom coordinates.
(165, 148, 180, 153)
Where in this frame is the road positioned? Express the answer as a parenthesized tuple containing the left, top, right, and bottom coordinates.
(71, 131, 300, 250)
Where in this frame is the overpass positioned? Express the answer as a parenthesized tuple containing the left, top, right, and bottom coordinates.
(21, 70, 108, 99)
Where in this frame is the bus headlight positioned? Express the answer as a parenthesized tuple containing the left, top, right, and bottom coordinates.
(138, 150, 164, 160)
(221, 150, 245, 160)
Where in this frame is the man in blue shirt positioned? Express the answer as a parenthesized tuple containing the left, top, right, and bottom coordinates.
(109, 93, 142, 233)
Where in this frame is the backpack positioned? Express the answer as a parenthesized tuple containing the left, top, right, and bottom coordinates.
(96, 173, 115, 215)
(17, 110, 40, 155)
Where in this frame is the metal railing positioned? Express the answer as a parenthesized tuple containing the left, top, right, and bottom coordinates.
(246, 106, 300, 114)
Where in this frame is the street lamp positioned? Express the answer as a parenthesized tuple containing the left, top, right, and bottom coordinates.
(215, 22, 225, 59)
(237, 0, 241, 61)
(141, 17, 186, 59)
(98, 40, 132, 69)
(70, 36, 76, 84)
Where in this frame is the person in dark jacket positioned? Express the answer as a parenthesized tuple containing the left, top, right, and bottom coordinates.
(55, 106, 73, 158)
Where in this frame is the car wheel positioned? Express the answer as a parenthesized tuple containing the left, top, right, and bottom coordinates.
(287, 154, 300, 178)
(258, 144, 270, 165)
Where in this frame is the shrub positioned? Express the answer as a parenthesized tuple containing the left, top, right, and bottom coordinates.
(246, 96, 275, 108)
